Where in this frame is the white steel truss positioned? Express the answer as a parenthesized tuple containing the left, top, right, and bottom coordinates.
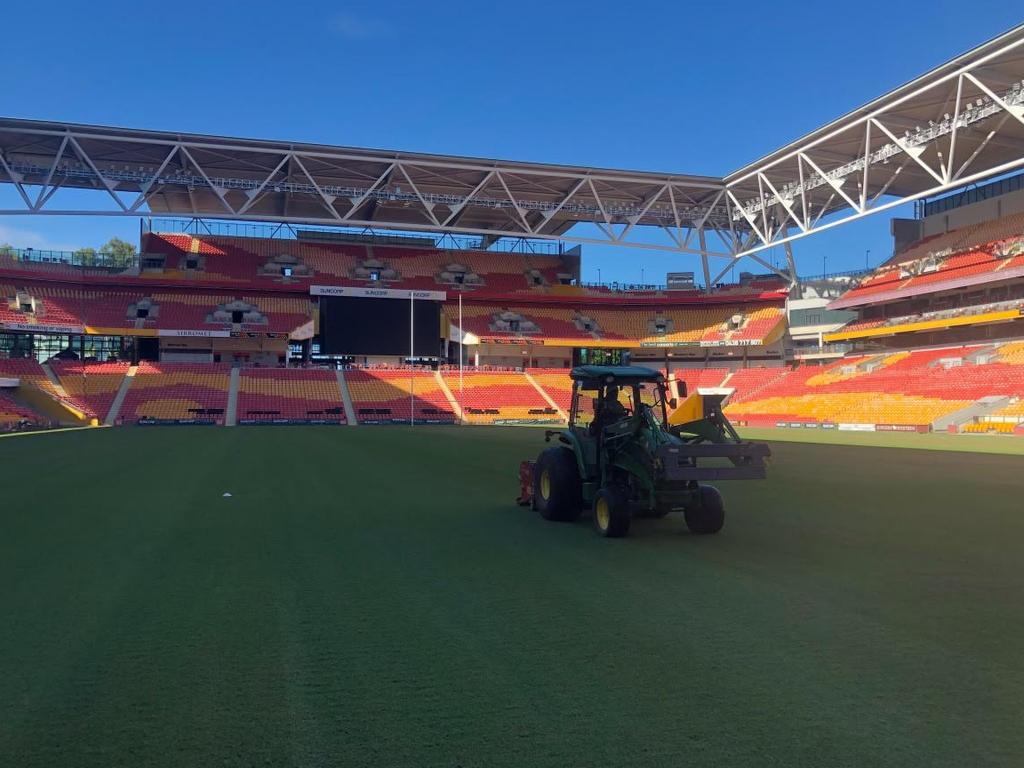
(0, 123, 773, 271)
(724, 24, 1024, 260)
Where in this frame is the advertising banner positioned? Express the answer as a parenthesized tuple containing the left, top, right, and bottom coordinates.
(238, 419, 344, 426)
(158, 329, 231, 338)
(699, 339, 762, 348)
(311, 285, 446, 301)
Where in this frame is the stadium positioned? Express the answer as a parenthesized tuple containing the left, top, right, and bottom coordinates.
(2, 12, 1024, 768)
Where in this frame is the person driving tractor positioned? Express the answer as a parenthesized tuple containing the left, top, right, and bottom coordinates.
(591, 385, 628, 434)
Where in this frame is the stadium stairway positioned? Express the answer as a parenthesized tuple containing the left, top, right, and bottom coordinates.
(0, 388, 50, 427)
(226, 368, 241, 426)
(40, 362, 64, 390)
(963, 345, 1001, 365)
(335, 370, 358, 426)
(434, 371, 465, 422)
(33, 363, 92, 425)
(524, 370, 568, 421)
(104, 366, 137, 425)
(935, 395, 1013, 432)
(13, 382, 89, 426)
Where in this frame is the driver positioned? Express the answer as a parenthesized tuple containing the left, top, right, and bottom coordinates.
(596, 385, 628, 430)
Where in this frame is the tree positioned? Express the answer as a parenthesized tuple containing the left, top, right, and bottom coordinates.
(0, 243, 14, 258)
(74, 247, 97, 266)
(100, 237, 137, 267)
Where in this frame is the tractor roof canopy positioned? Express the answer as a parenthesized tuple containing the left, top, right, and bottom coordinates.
(569, 365, 665, 385)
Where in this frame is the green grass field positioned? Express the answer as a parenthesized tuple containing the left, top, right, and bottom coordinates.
(738, 426, 1024, 455)
(2, 426, 1022, 767)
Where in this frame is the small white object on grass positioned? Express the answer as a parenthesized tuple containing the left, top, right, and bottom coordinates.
(222, 492, 233, 498)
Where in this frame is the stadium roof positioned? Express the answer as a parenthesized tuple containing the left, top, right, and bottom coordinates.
(2, 23, 1024, 283)
(724, 24, 1024, 249)
(0, 115, 726, 240)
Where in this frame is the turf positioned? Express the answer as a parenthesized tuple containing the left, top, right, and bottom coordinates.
(739, 426, 1024, 455)
(1, 426, 1022, 767)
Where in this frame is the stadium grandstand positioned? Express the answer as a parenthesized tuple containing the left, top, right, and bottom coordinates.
(4, 201, 1024, 435)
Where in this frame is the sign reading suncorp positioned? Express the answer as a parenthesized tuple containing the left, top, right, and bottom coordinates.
(310, 285, 447, 301)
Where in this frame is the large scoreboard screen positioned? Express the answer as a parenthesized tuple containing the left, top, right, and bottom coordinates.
(319, 295, 442, 356)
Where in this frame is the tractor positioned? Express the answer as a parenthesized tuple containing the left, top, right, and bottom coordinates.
(519, 365, 770, 537)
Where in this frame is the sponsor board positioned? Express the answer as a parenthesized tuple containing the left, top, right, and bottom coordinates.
(311, 285, 446, 301)
(875, 424, 930, 433)
(639, 341, 701, 348)
(357, 418, 457, 425)
(158, 329, 231, 338)
(492, 418, 564, 426)
(137, 418, 220, 426)
(230, 331, 289, 339)
(821, 423, 837, 429)
(838, 423, 876, 432)
(666, 271, 696, 289)
(238, 418, 344, 426)
(699, 339, 762, 348)
(480, 336, 543, 345)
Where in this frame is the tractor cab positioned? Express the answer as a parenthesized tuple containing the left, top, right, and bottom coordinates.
(568, 366, 670, 473)
(565, 368, 667, 468)
(521, 364, 770, 539)
(571, 366, 670, 430)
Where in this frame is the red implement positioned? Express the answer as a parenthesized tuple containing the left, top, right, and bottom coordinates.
(517, 460, 535, 507)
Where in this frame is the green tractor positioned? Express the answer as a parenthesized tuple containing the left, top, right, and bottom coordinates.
(521, 365, 770, 538)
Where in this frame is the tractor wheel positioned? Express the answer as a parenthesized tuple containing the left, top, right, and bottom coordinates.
(592, 485, 631, 538)
(534, 447, 582, 522)
(684, 484, 725, 535)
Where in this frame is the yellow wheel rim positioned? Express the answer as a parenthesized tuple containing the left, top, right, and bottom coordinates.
(540, 469, 551, 499)
(595, 496, 610, 531)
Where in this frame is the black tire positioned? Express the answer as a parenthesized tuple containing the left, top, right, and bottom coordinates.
(684, 484, 725, 535)
(534, 447, 582, 522)
(592, 485, 631, 538)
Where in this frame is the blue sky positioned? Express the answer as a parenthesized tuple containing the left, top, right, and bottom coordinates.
(1, 0, 1020, 283)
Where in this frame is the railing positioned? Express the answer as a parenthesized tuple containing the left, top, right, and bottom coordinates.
(850, 298, 1024, 331)
(578, 280, 789, 293)
(798, 267, 876, 282)
(144, 217, 565, 255)
(0, 247, 138, 271)
(793, 343, 853, 357)
(579, 281, 669, 293)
